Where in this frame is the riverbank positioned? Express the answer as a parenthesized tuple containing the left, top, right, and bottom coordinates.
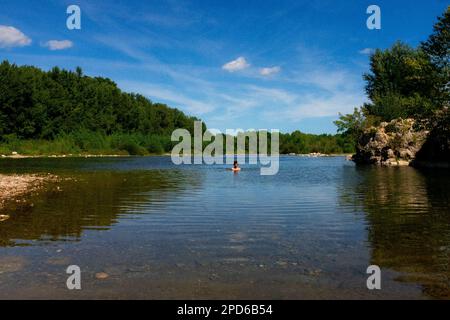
(1, 153, 132, 159)
(0, 152, 352, 159)
(283, 153, 353, 157)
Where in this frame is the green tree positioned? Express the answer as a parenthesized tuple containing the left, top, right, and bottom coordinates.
(421, 6, 450, 107)
(334, 108, 366, 146)
(0, 61, 201, 154)
(363, 42, 438, 121)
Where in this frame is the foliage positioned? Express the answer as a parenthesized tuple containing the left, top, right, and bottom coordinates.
(420, 6, 450, 107)
(0, 61, 200, 139)
(279, 131, 354, 154)
(0, 61, 200, 154)
(334, 108, 367, 145)
(363, 42, 439, 121)
(0, 131, 173, 156)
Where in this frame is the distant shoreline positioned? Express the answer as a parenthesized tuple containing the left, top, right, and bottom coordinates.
(1, 153, 132, 159)
(0, 153, 352, 159)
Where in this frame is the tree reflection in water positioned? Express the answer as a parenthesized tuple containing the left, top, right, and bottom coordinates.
(0, 169, 202, 247)
(341, 166, 450, 298)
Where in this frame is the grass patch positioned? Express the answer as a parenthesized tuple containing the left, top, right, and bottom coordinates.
(0, 131, 171, 156)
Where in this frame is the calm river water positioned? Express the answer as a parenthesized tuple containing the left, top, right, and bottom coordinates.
(0, 156, 449, 299)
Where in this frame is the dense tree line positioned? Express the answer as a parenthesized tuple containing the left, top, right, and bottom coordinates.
(335, 7, 449, 154)
(0, 61, 203, 154)
(0, 61, 200, 139)
(279, 131, 353, 154)
(205, 131, 353, 155)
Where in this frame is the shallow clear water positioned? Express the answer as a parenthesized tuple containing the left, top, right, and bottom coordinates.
(0, 156, 449, 299)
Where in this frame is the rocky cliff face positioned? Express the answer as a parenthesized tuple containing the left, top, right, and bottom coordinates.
(352, 118, 429, 166)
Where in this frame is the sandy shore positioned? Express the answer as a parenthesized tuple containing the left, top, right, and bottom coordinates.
(0, 174, 57, 211)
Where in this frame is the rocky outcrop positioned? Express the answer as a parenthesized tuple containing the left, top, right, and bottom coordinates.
(352, 118, 429, 166)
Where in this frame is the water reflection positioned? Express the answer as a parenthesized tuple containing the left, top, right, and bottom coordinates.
(0, 170, 203, 247)
(344, 166, 450, 298)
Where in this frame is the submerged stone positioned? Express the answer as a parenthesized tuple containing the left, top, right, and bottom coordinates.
(95, 272, 109, 280)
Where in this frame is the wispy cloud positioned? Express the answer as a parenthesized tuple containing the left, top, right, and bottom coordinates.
(294, 68, 358, 92)
(259, 66, 281, 76)
(272, 91, 364, 121)
(109, 41, 365, 129)
(89, 13, 365, 128)
(0, 25, 31, 48)
(282, 63, 364, 120)
(222, 57, 250, 72)
(359, 48, 375, 55)
(43, 40, 73, 51)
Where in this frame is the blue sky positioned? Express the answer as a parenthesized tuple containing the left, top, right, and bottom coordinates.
(0, 0, 447, 134)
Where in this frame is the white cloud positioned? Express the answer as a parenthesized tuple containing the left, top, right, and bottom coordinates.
(222, 56, 250, 72)
(43, 40, 73, 51)
(0, 25, 31, 48)
(359, 48, 375, 55)
(259, 66, 281, 76)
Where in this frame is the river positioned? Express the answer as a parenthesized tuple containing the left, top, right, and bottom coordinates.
(0, 156, 449, 299)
